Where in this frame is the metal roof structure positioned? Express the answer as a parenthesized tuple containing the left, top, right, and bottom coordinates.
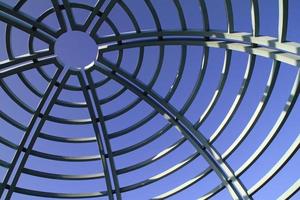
(0, 0, 299, 199)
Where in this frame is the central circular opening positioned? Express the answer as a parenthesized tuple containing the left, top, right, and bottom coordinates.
(54, 31, 98, 69)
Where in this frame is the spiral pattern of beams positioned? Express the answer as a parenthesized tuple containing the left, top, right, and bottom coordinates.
(0, 0, 299, 199)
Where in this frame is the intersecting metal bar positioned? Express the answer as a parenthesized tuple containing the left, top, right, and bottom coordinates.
(99, 39, 236, 198)
(99, 37, 300, 68)
(51, 0, 67, 33)
(97, 30, 300, 56)
(33, 3, 121, 93)
(151, 59, 278, 199)
(0, 0, 299, 199)
(0, 56, 57, 79)
(77, 71, 115, 200)
(0, 1, 58, 39)
(0, 65, 63, 198)
(193, 60, 283, 198)
(0, 50, 52, 70)
(108, 46, 208, 176)
(93, 61, 251, 200)
(4, 69, 69, 199)
(85, 69, 122, 200)
(61, 0, 78, 30)
(90, 0, 118, 37)
(82, 0, 105, 32)
(0, 11, 54, 44)
(201, 68, 300, 198)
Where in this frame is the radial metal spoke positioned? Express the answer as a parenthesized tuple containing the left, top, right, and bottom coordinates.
(84, 68, 122, 200)
(0, 1, 57, 40)
(145, 0, 162, 32)
(77, 71, 116, 200)
(199, 68, 300, 198)
(50, 0, 67, 33)
(4, 69, 70, 199)
(0, 1, 298, 199)
(93, 60, 251, 200)
(90, 0, 118, 37)
(0, 66, 63, 198)
(62, 0, 77, 30)
(82, 0, 105, 32)
(0, 11, 54, 44)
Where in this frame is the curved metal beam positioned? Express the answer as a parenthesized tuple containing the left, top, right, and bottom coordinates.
(89, 61, 251, 200)
(98, 36, 300, 68)
(83, 70, 122, 199)
(0, 65, 63, 198)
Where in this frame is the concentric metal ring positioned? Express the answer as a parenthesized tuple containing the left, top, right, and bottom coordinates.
(0, 1, 299, 199)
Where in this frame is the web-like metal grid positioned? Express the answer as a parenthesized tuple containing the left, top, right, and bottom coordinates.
(0, 0, 299, 199)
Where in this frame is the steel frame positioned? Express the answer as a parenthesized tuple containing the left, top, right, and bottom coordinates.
(0, 0, 299, 199)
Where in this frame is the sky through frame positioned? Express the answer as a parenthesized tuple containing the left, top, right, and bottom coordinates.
(0, 0, 299, 199)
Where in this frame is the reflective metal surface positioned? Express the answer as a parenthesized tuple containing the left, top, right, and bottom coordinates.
(0, 1, 299, 199)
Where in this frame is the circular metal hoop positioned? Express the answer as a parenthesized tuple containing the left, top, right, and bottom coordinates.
(0, 1, 299, 199)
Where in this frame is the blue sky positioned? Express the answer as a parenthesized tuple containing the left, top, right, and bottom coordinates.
(0, 0, 299, 199)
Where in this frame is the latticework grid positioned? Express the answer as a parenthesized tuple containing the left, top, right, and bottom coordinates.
(0, 1, 299, 199)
